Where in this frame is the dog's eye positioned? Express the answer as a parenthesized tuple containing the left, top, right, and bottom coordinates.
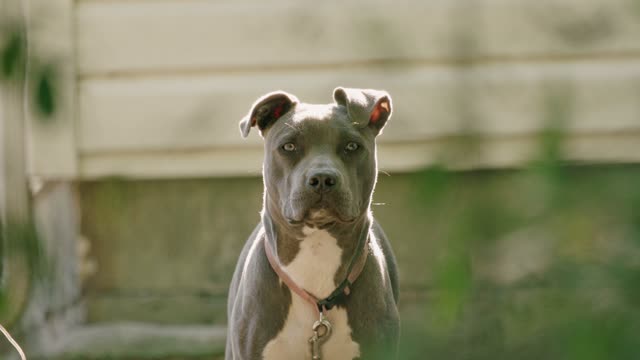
(282, 143, 297, 152)
(345, 142, 359, 152)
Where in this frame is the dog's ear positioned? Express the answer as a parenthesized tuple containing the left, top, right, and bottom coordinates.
(333, 87, 392, 135)
(239, 91, 299, 138)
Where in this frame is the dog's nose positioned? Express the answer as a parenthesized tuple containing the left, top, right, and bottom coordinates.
(307, 171, 338, 193)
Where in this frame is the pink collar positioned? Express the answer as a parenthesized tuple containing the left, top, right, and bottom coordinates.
(263, 227, 369, 316)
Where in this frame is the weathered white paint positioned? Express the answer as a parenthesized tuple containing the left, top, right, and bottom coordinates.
(263, 228, 360, 360)
(75, 0, 640, 75)
(77, 61, 640, 153)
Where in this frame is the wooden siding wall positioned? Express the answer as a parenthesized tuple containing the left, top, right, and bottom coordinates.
(26, 0, 640, 179)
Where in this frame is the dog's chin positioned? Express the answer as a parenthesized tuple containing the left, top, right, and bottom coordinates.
(284, 198, 359, 227)
(285, 208, 360, 225)
(290, 208, 356, 228)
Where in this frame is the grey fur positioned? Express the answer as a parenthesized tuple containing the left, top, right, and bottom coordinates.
(227, 88, 399, 359)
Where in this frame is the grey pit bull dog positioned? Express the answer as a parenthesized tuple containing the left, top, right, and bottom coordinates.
(226, 87, 400, 360)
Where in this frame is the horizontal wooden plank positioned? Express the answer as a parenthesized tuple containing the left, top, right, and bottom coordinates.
(30, 323, 226, 359)
(78, 61, 640, 154)
(79, 147, 265, 178)
(75, 0, 640, 75)
(87, 293, 228, 325)
(77, 131, 640, 179)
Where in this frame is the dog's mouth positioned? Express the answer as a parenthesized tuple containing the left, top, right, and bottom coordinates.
(284, 192, 358, 227)
(305, 209, 337, 227)
(286, 206, 357, 228)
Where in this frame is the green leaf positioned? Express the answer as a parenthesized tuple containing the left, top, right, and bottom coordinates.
(1, 30, 24, 80)
(34, 65, 57, 118)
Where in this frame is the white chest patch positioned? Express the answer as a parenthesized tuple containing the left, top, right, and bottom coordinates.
(262, 227, 361, 360)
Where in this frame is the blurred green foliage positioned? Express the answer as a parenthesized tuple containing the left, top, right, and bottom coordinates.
(400, 124, 640, 359)
(1, 21, 58, 119)
(0, 27, 24, 80)
(0, 219, 46, 331)
(32, 64, 56, 117)
(0, 20, 54, 325)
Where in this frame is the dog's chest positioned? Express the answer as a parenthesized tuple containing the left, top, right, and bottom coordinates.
(262, 228, 360, 360)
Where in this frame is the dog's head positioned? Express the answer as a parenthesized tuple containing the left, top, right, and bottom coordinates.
(240, 87, 392, 228)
